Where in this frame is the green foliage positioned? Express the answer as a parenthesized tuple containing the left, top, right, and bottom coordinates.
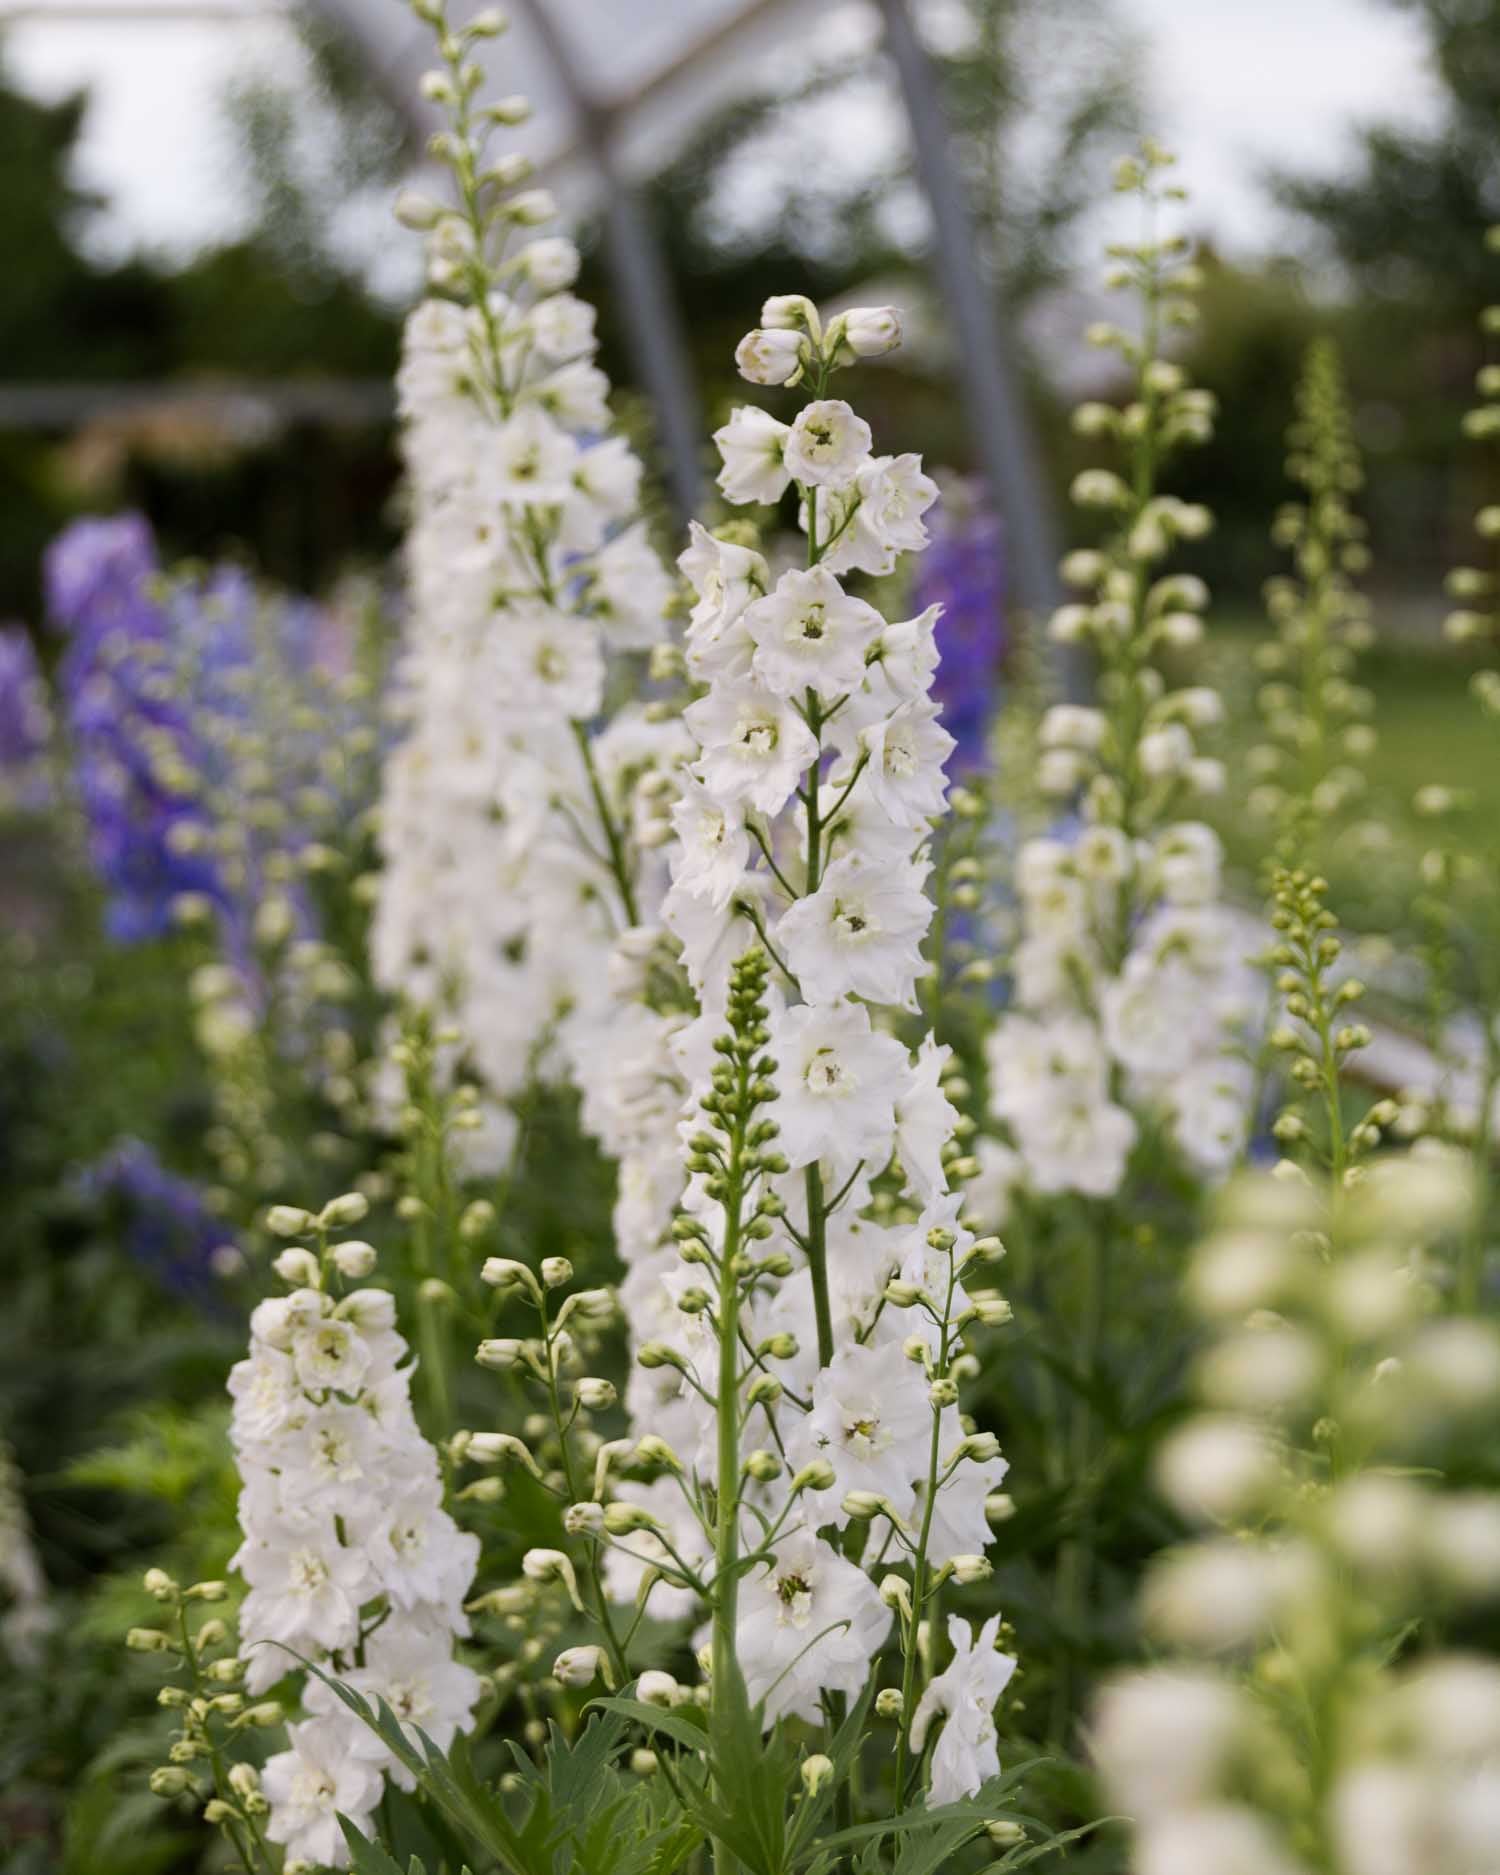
(314, 1672, 699, 1875)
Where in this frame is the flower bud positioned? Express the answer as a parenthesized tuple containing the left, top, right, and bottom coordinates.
(735, 327, 805, 386)
(829, 305, 902, 361)
(947, 1553, 993, 1585)
(541, 1256, 573, 1289)
(603, 1502, 659, 1535)
(476, 1338, 525, 1371)
(149, 1766, 192, 1797)
(801, 1753, 835, 1796)
(143, 1568, 178, 1601)
(522, 1548, 583, 1609)
(575, 1377, 616, 1411)
(879, 1575, 913, 1620)
(564, 1501, 605, 1536)
(127, 1628, 174, 1653)
(319, 1192, 369, 1229)
(952, 1431, 1002, 1464)
(875, 1687, 904, 1719)
(331, 1239, 377, 1279)
(272, 1247, 321, 1287)
(228, 1763, 261, 1799)
(842, 1490, 887, 1521)
(791, 1458, 836, 1494)
(636, 1669, 679, 1708)
(265, 1205, 314, 1238)
(481, 1256, 537, 1294)
(553, 1644, 604, 1688)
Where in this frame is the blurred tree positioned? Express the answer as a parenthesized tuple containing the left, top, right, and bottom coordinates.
(1277, 0, 1500, 600)
(0, 17, 406, 623)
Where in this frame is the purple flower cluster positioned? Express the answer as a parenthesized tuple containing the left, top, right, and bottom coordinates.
(77, 1137, 235, 1300)
(43, 515, 379, 966)
(0, 627, 53, 811)
(910, 488, 1007, 775)
(44, 516, 223, 941)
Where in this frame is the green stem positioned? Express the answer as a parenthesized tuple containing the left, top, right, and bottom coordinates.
(711, 1080, 749, 1875)
(572, 720, 640, 927)
(804, 1163, 834, 1370)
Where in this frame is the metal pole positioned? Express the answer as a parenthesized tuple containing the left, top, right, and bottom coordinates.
(874, 0, 1076, 684)
(512, 0, 705, 527)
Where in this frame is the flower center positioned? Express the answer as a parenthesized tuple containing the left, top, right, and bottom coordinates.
(834, 900, 877, 943)
(805, 1048, 850, 1096)
(737, 718, 777, 757)
(290, 1549, 329, 1594)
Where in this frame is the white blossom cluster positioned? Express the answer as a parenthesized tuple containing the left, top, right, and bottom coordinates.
(590, 298, 1017, 1802)
(1095, 1156, 1500, 1875)
(229, 1199, 481, 1870)
(980, 150, 1255, 1204)
(370, 73, 679, 1171)
(985, 814, 1259, 1196)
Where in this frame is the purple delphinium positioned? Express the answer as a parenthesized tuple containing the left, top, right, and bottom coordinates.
(77, 1137, 236, 1300)
(44, 516, 223, 941)
(0, 628, 53, 811)
(911, 485, 1006, 775)
(42, 515, 383, 975)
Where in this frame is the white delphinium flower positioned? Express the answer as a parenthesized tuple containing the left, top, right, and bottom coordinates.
(371, 39, 679, 1186)
(737, 1526, 891, 1724)
(620, 302, 1011, 1801)
(714, 405, 792, 505)
(262, 1718, 386, 1871)
(778, 853, 933, 1008)
(909, 1614, 1017, 1804)
(982, 149, 1249, 1201)
(1095, 1157, 1500, 1875)
(787, 1343, 933, 1525)
(772, 1002, 908, 1174)
(229, 1222, 480, 1863)
(744, 565, 884, 698)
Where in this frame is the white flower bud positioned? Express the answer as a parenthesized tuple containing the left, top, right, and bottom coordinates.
(265, 1205, 314, 1238)
(553, 1644, 604, 1688)
(330, 1239, 377, 1279)
(830, 304, 902, 360)
(319, 1192, 369, 1229)
(801, 1753, 834, 1795)
(735, 327, 805, 386)
(522, 1548, 583, 1609)
(947, 1553, 992, 1584)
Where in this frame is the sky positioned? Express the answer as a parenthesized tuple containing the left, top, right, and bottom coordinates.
(1, 0, 1446, 264)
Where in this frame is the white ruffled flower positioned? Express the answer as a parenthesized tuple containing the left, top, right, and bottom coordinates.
(684, 678, 819, 816)
(714, 405, 793, 505)
(745, 566, 884, 700)
(772, 1001, 909, 1174)
(784, 399, 873, 487)
(778, 852, 932, 1009)
(737, 1527, 892, 1724)
(262, 1719, 385, 1870)
(910, 1613, 1017, 1804)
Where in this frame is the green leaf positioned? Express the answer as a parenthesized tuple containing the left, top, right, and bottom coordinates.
(587, 1695, 710, 1757)
(339, 1820, 416, 1875)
